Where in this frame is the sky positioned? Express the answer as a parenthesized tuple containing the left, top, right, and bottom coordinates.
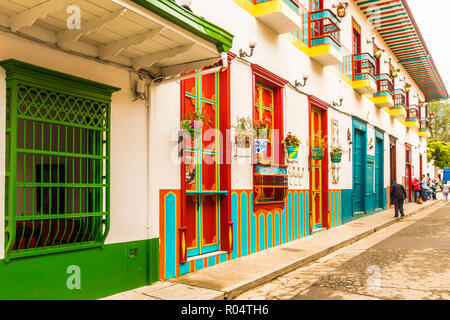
(406, 0, 450, 101)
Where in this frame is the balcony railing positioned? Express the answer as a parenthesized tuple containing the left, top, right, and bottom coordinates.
(352, 53, 376, 81)
(419, 118, 430, 130)
(393, 89, 406, 108)
(375, 74, 393, 97)
(309, 9, 341, 50)
(407, 105, 419, 120)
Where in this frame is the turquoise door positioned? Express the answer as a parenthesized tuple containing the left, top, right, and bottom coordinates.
(375, 138, 384, 209)
(353, 129, 365, 213)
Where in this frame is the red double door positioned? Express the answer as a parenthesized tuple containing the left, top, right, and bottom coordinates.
(180, 70, 231, 262)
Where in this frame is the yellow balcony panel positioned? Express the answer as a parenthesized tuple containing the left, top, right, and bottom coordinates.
(369, 94, 394, 109)
(305, 43, 343, 66)
(352, 78, 377, 96)
(418, 129, 431, 138)
(252, 0, 303, 34)
(405, 119, 420, 129)
(388, 107, 407, 121)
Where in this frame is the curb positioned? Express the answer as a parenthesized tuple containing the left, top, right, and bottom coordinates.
(223, 200, 443, 300)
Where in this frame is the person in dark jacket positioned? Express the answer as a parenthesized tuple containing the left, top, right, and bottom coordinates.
(390, 181, 407, 218)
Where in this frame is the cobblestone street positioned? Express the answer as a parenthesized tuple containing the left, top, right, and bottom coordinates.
(235, 202, 450, 300)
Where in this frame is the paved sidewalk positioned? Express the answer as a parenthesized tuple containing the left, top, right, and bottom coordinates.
(103, 199, 442, 300)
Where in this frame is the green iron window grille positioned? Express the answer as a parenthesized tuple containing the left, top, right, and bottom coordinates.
(1, 59, 119, 260)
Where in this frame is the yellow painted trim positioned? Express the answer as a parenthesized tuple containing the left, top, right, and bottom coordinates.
(233, 0, 301, 29)
(405, 120, 419, 128)
(328, 67, 353, 87)
(281, 33, 308, 51)
(368, 95, 394, 107)
(232, 0, 254, 14)
(418, 130, 431, 138)
(387, 108, 407, 118)
(352, 79, 372, 89)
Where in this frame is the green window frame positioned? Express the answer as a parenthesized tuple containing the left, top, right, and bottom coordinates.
(0, 59, 119, 260)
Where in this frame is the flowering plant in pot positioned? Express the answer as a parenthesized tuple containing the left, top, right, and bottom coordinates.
(330, 145, 343, 163)
(332, 2, 349, 18)
(232, 116, 253, 148)
(311, 132, 328, 161)
(253, 119, 271, 154)
(374, 49, 384, 59)
(181, 110, 211, 139)
(282, 132, 301, 159)
(391, 68, 401, 78)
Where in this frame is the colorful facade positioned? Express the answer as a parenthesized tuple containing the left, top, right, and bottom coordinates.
(0, 0, 446, 299)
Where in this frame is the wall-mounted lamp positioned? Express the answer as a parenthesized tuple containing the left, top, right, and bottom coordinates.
(295, 73, 309, 87)
(333, 96, 344, 107)
(239, 37, 257, 58)
(366, 34, 376, 44)
(178, 0, 193, 11)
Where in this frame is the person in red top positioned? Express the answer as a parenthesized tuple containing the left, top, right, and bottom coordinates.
(412, 177, 421, 203)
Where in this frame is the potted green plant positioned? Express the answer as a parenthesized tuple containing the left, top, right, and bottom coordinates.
(374, 49, 384, 59)
(330, 145, 343, 163)
(391, 68, 400, 78)
(253, 119, 271, 154)
(232, 116, 253, 149)
(404, 83, 412, 93)
(282, 132, 301, 160)
(311, 132, 328, 161)
(332, 2, 349, 18)
(181, 110, 211, 139)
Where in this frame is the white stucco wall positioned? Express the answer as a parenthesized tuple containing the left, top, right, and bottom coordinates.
(0, 0, 432, 249)
(0, 32, 150, 244)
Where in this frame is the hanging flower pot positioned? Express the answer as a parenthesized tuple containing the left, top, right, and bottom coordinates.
(391, 69, 400, 78)
(287, 145, 299, 160)
(236, 134, 251, 149)
(282, 132, 301, 160)
(330, 151, 343, 163)
(181, 120, 202, 139)
(333, 2, 349, 18)
(255, 139, 269, 155)
(374, 49, 384, 59)
(311, 148, 324, 161)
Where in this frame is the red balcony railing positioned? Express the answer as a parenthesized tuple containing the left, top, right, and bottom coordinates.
(376, 74, 393, 95)
(352, 53, 376, 81)
(393, 89, 406, 108)
(309, 9, 342, 50)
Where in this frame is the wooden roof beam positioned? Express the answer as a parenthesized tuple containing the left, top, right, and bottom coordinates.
(132, 43, 194, 71)
(98, 26, 165, 59)
(57, 8, 126, 46)
(10, 0, 73, 32)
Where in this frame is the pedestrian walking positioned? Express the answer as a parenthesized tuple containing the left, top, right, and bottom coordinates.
(390, 181, 407, 218)
(443, 181, 450, 203)
(412, 177, 421, 203)
(421, 175, 428, 201)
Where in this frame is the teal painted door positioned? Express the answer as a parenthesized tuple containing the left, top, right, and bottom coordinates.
(375, 138, 384, 209)
(353, 129, 365, 213)
(366, 159, 375, 212)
